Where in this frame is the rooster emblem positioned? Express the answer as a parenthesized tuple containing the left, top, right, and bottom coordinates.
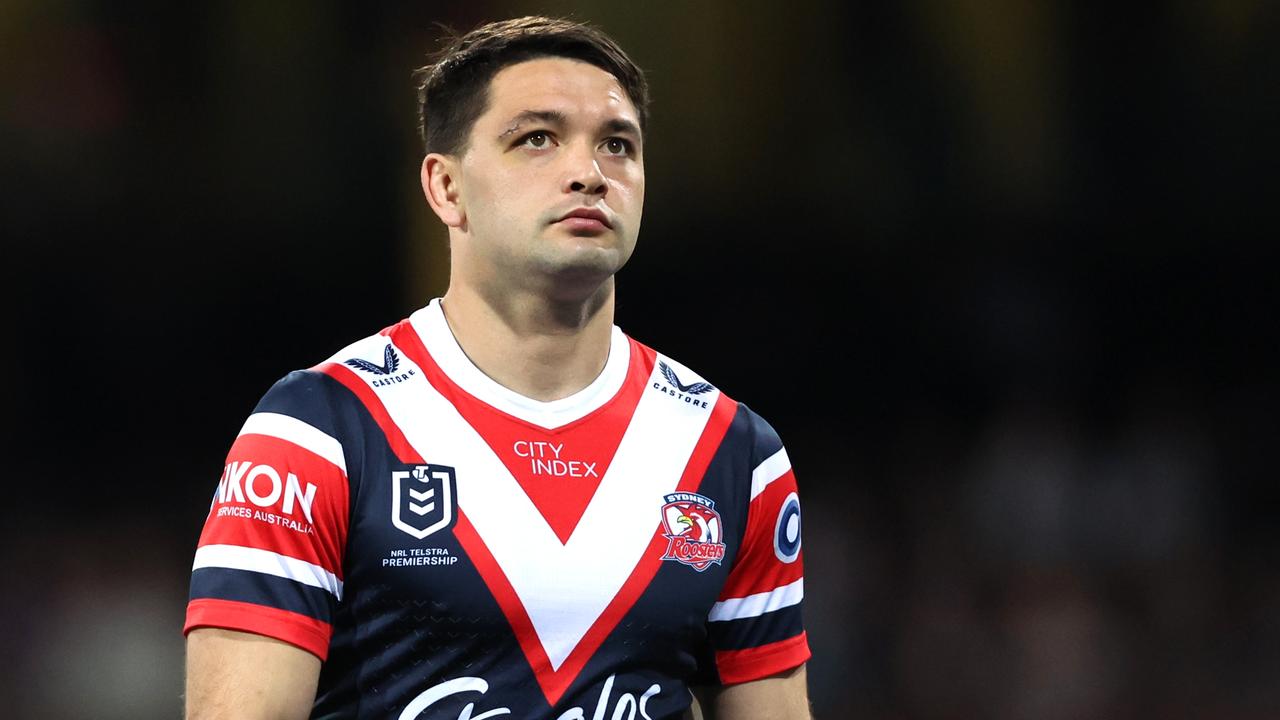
(673, 505, 716, 542)
(660, 492, 727, 571)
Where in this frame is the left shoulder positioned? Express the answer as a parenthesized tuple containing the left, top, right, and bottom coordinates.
(628, 334, 785, 461)
(628, 335, 732, 410)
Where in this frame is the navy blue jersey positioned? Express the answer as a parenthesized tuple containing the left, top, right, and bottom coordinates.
(187, 300, 809, 719)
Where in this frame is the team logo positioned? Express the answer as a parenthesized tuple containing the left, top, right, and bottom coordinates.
(774, 492, 802, 563)
(345, 344, 401, 375)
(658, 361, 714, 395)
(391, 464, 457, 540)
(659, 492, 726, 572)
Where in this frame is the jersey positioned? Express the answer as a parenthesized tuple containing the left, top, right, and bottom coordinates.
(185, 299, 809, 719)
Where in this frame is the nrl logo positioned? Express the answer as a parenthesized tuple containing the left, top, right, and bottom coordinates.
(659, 492, 727, 572)
(391, 464, 457, 540)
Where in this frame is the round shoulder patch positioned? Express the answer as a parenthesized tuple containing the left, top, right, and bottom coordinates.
(773, 492, 802, 563)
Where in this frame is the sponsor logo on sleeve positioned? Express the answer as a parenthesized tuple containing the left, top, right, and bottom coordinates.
(774, 492, 802, 563)
(652, 361, 714, 409)
(212, 461, 317, 534)
(391, 464, 458, 540)
(345, 344, 417, 387)
(659, 492, 727, 572)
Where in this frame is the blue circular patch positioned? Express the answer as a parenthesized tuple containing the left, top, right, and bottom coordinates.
(773, 492, 802, 563)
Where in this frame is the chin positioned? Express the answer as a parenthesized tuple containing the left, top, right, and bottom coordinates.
(548, 239, 625, 269)
(527, 249, 618, 292)
(549, 257, 618, 282)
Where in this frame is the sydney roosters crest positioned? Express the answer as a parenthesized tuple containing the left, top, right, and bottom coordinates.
(660, 492, 727, 572)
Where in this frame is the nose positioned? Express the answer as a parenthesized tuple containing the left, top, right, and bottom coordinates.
(563, 144, 607, 197)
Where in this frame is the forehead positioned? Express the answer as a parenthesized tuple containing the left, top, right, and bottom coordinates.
(481, 57, 638, 126)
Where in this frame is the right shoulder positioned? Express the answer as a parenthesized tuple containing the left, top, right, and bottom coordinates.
(248, 319, 409, 439)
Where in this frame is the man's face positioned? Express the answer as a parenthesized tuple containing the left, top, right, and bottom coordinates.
(451, 57, 645, 295)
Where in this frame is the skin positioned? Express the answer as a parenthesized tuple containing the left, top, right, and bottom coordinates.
(421, 57, 645, 401)
(186, 56, 809, 720)
(185, 629, 317, 720)
(692, 665, 811, 719)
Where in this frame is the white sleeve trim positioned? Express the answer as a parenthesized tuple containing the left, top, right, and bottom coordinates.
(749, 447, 791, 501)
(708, 578, 804, 622)
(239, 412, 347, 475)
(193, 544, 343, 600)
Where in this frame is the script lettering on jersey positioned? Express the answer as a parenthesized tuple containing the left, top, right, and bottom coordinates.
(398, 674, 662, 720)
(213, 461, 317, 534)
(513, 440, 600, 479)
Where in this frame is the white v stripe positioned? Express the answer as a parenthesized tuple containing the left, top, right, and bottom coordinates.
(366, 342, 718, 670)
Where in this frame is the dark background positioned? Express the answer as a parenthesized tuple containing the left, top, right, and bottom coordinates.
(3, 1, 1277, 718)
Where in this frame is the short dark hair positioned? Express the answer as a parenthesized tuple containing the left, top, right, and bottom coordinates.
(414, 16, 649, 156)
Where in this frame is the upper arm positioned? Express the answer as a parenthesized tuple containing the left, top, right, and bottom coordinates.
(694, 408, 811, 715)
(695, 664, 810, 720)
(186, 627, 321, 720)
(184, 372, 353, 715)
(703, 409, 809, 684)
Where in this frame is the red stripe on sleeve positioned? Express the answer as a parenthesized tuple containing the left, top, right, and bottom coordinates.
(198, 434, 349, 578)
(184, 598, 333, 660)
(718, 468, 804, 601)
(714, 632, 812, 685)
(718, 554, 804, 602)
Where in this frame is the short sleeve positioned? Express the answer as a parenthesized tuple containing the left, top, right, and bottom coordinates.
(184, 371, 352, 660)
(706, 435, 810, 684)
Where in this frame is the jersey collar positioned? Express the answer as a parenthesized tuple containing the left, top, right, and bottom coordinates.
(408, 298, 631, 430)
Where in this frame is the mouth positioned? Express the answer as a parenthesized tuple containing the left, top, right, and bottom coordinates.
(554, 207, 613, 232)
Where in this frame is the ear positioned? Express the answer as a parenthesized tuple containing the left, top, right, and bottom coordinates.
(421, 153, 465, 228)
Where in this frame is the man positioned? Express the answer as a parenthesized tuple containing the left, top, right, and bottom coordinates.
(185, 16, 810, 719)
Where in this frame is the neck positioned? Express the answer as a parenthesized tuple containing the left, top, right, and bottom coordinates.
(438, 281, 617, 402)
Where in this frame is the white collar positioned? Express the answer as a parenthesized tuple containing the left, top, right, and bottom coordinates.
(408, 299, 631, 430)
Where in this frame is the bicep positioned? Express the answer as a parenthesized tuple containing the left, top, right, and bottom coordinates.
(185, 628, 321, 720)
(695, 664, 810, 720)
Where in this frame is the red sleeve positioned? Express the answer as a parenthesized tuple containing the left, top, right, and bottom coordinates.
(184, 408, 350, 660)
(708, 452, 810, 684)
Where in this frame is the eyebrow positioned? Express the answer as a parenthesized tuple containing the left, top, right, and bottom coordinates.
(497, 110, 642, 142)
(499, 110, 567, 139)
(602, 117, 642, 140)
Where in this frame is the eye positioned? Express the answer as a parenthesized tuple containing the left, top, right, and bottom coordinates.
(601, 137, 633, 156)
(518, 131, 554, 150)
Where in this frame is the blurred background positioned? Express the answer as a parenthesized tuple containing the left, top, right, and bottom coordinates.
(2, 1, 1277, 718)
